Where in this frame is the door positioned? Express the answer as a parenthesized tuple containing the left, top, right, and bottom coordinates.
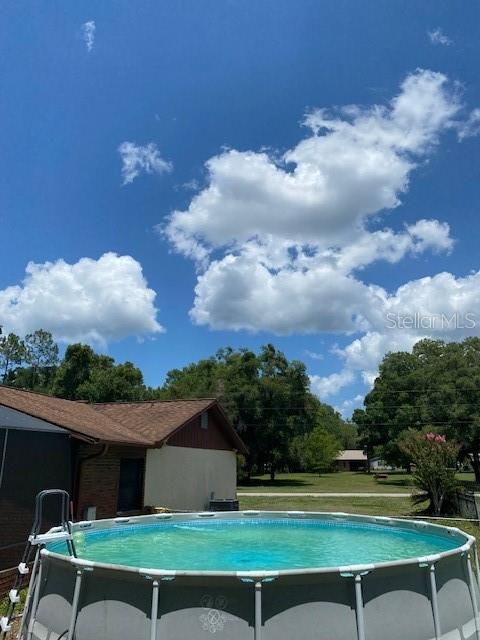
(117, 458, 144, 512)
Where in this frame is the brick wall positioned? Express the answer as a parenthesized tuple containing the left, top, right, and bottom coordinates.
(76, 445, 146, 520)
(0, 566, 29, 599)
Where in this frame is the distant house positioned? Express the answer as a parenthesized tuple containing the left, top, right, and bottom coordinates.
(369, 456, 391, 471)
(335, 449, 367, 471)
(0, 386, 247, 585)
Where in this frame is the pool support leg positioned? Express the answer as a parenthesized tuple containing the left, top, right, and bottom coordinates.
(18, 548, 40, 640)
(26, 558, 43, 640)
(428, 563, 441, 640)
(150, 579, 159, 640)
(67, 569, 83, 640)
(354, 574, 366, 640)
(467, 553, 480, 640)
(254, 581, 262, 640)
(475, 544, 480, 590)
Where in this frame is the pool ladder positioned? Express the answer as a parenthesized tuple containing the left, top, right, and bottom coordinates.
(0, 489, 76, 639)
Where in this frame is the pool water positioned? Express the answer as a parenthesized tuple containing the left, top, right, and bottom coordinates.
(50, 518, 459, 572)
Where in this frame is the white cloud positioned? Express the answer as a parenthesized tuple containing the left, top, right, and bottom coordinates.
(305, 350, 324, 361)
(118, 142, 172, 185)
(310, 369, 355, 399)
(335, 394, 364, 417)
(189, 250, 384, 333)
(160, 69, 478, 397)
(165, 70, 460, 257)
(331, 269, 480, 390)
(406, 219, 454, 254)
(0, 253, 163, 344)
(457, 108, 480, 141)
(82, 21, 96, 52)
(428, 28, 453, 46)
(188, 219, 455, 334)
(336, 220, 453, 272)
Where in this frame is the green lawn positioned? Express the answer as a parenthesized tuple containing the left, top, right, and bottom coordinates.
(238, 471, 476, 493)
(239, 494, 421, 515)
(238, 495, 480, 542)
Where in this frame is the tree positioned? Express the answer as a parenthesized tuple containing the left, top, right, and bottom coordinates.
(353, 338, 480, 481)
(0, 333, 25, 382)
(14, 329, 60, 390)
(25, 329, 59, 370)
(310, 398, 358, 449)
(51, 344, 97, 399)
(160, 343, 351, 480)
(52, 343, 146, 401)
(399, 431, 457, 516)
(77, 360, 145, 402)
(293, 428, 341, 474)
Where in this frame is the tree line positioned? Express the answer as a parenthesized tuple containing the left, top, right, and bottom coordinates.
(0, 330, 356, 479)
(354, 337, 480, 483)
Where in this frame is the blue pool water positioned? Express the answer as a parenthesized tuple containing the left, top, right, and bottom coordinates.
(50, 518, 460, 571)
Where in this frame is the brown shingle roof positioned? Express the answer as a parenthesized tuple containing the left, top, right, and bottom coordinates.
(0, 386, 148, 445)
(0, 387, 247, 452)
(92, 399, 247, 453)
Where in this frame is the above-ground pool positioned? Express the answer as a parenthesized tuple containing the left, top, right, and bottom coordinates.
(21, 511, 480, 640)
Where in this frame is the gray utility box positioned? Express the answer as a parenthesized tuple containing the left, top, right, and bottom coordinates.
(209, 498, 239, 511)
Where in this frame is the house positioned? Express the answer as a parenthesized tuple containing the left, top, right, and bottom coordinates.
(0, 386, 247, 585)
(369, 456, 391, 471)
(335, 449, 367, 471)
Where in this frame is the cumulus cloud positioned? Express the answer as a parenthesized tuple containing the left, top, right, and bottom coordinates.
(165, 70, 460, 257)
(406, 219, 454, 254)
(0, 253, 163, 344)
(310, 369, 355, 399)
(457, 108, 480, 141)
(428, 28, 453, 46)
(160, 69, 479, 398)
(305, 350, 324, 361)
(335, 394, 364, 417)
(190, 248, 385, 333)
(326, 269, 480, 392)
(82, 20, 96, 52)
(119, 142, 172, 185)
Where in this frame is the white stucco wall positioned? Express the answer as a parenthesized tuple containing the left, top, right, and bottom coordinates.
(144, 445, 237, 510)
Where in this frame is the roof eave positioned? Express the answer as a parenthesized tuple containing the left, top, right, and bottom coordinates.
(0, 400, 149, 448)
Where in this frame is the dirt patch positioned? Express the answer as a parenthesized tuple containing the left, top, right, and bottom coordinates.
(5, 616, 21, 639)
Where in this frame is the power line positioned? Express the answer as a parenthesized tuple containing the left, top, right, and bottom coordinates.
(352, 419, 480, 428)
(364, 387, 480, 394)
(239, 419, 476, 427)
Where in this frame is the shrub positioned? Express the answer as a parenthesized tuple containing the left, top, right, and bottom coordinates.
(399, 430, 457, 515)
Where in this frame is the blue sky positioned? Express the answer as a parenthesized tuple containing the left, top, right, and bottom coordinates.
(1, 1, 479, 415)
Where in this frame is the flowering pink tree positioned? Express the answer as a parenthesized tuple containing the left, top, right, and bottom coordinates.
(400, 431, 457, 516)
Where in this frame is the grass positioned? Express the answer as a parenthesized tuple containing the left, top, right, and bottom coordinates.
(0, 587, 26, 620)
(238, 471, 477, 493)
(1, 588, 28, 639)
(239, 495, 480, 542)
(239, 495, 424, 516)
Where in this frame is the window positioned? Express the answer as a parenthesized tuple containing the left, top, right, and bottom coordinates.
(200, 411, 208, 429)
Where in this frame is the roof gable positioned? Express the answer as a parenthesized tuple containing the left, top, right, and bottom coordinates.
(92, 399, 247, 453)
